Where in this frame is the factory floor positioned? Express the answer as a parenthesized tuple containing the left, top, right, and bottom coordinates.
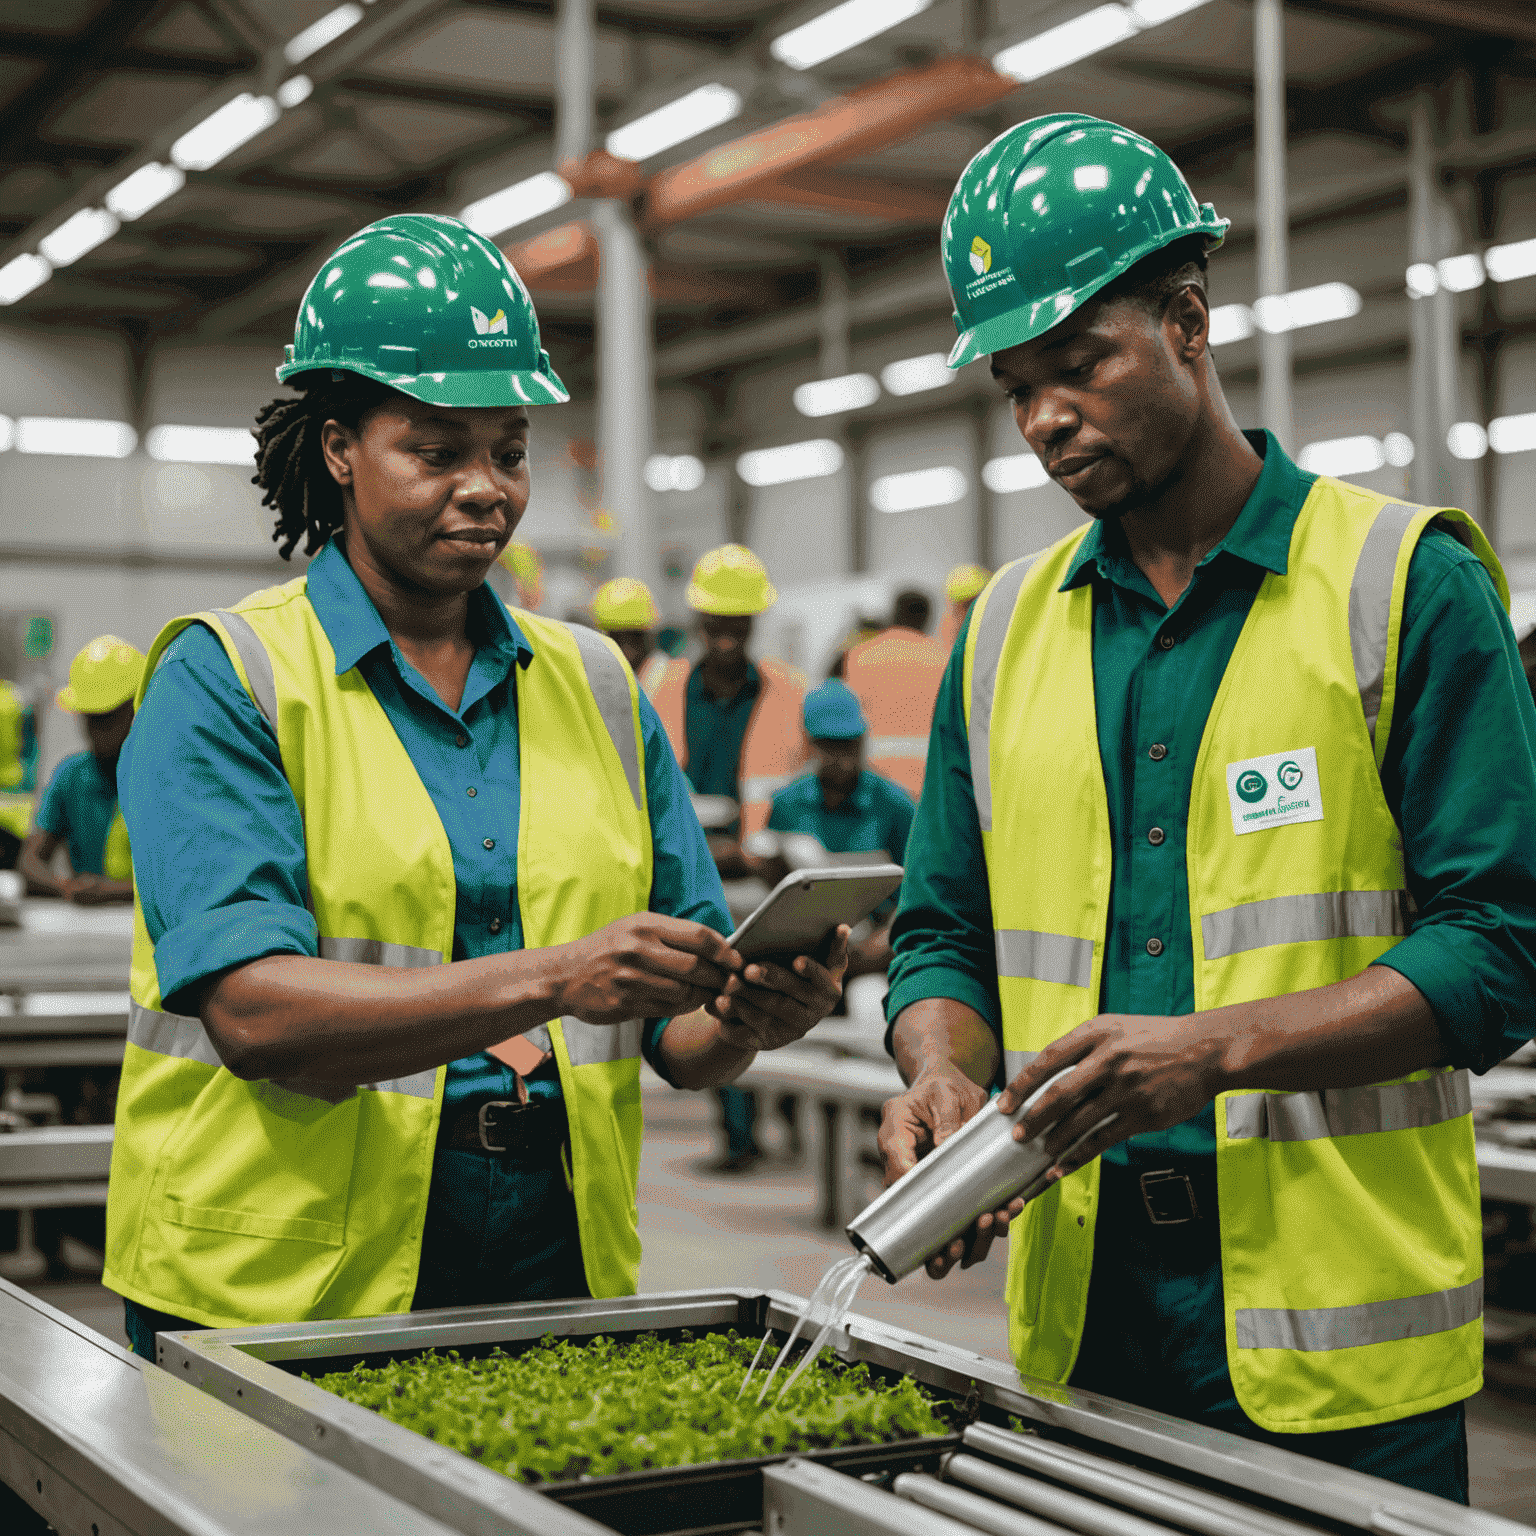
(19, 1082, 1536, 1523)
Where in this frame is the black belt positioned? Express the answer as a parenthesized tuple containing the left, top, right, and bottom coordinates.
(441, 1096, 569, 1162)
(1100, 1157, 1218, 1229)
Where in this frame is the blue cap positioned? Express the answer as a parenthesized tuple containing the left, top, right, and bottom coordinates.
(804, 680, 866, 741)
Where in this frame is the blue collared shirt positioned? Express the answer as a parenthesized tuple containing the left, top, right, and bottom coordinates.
(121, 538, 731, 1115)
(683, 660, 760, 802)
(36, 749, 119, 876)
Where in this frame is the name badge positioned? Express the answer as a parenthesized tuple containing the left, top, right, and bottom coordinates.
(1226, 747, 1324, 836)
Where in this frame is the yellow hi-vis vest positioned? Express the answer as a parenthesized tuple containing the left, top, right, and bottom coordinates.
(965, 479, 1503, 1435)
(104, 575, 652, 1328)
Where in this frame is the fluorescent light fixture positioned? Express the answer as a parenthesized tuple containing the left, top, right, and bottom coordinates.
(1383, 432, 1415, 467)
(995, 4, 1138, 83)
(870, 465, 967, 514)
(0, 415, 13, 452)
(1129, 0, 1214, 21)
(606, 83, 741, 163)
(881, 353, 954, 396)
(737, 439, 843, 487)
(1490, 412, 1536, 455)
(982, 453, 1050, 493)
(16, 417, 136, 458)
(793, 372, 880, 417)
(284, 3, 363, 65)
(0, 253, 51, 305)
(105, 161, 185, 221)
(277, 75, 314, 110)
(644, 453, 706, 492)
(171, 92, 281, 171)
(1486, 237, 1536, 284)
(1207, 303, 1254, 346)
(1297, 435, 1386, 478)
(1438, 253, 1485, 293)
(1405, 262, 1438, 299)
(1447, 421, 1488, 461)
(146, 425, 255, 466)
(1253, 281, 1361, 334)
(38, 207, 119, 268)
(461, 171, 572, 239)
(771, 0, 932, 71)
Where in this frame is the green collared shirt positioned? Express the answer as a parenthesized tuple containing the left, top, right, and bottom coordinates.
(888, 431, 1536, 1162)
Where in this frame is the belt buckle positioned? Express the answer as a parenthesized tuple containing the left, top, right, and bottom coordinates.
(477, 1099, 527, 1153)
(1140, 1169, 1199, 1225)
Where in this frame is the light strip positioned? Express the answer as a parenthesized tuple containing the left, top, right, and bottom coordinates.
(737, 439, 844, 487)
(171, 93, 281, 172)
(1207, 303, 1255, 346)
(606, 83, 742, 163)
(881, 353, 953, 396)
(38, 207, 119, 268)
(870, 465, 967, 513)
(993, 0, 1215, 84)
(0, 254, 51, 305)
(1252, 281, 1360, 334)
(284, 4, 363, 65)
(16, 417, 137, 458)
(793, 373, 880, 417)
(461, 171, 572, 239)
(105, 162, 185, 221)
(982, 453, 1050, 493)
(1490, 413, 1536, 455)
(771, 0, 932, 71)
(644, 454, 706, 492)
(146, 425, 256, 466)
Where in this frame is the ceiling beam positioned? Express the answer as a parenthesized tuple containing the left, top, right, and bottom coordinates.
(334, 72, 557, 126)
(747, 169, 951, 225)
(0, 27, 250, 77)
(1290, 0, 1536, 45)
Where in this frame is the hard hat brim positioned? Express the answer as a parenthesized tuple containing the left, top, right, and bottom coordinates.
(686, 580, 778, 616)
(947, 213, 1229, 370)
(276, 360, 570, 407)
(56, 683, 135, 715)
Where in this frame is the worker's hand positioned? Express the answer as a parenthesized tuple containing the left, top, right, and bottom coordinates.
(63, 874, 114, 906)
(708, 925, 849, 1052)
(877, 1067, 1024, 1279)
(999, 1011, 1226, 1181)
(554, 914, 742, 1026)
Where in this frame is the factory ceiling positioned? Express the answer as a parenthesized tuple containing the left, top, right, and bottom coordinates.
(0, 0, 1532, 389)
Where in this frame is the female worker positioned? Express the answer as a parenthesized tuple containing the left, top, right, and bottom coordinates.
(105, 215, 845, 1357)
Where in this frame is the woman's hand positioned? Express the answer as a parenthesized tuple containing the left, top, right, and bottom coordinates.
(707, 926, 849, 1052)
(553, 914, 742, 1026)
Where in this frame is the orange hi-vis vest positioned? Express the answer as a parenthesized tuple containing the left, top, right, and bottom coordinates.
(842, 626, 947, 800)
(651, 657, 808, 836)
(637, 652, 688, 709)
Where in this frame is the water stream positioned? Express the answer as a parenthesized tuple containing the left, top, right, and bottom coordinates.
(739, 1252, 874, 1405)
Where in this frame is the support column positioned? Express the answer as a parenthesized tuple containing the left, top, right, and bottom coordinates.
(555, 0, 595, 168)
(1253, 0, 1293, 453)
(594, 199, 660, 589)
(1408, 91, 1459, 509)
(970, 399, 994, 571)
(820, 251, 860, 576)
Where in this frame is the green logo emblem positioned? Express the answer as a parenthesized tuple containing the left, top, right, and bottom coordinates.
(1235, 769, 1268, 803)
(1277, 760, 1304, 792)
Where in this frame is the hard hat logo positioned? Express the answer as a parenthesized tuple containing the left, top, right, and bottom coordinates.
(969, 237, 992, 276)
(471, 306, 508, 335)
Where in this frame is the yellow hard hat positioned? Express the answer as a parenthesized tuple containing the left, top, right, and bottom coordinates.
(592, 577, 660, 631)
(56, 635, 145, 715)
(498, 542, 544, 608)
(686, 544, 777, 616)
(945, 563, 991, 605)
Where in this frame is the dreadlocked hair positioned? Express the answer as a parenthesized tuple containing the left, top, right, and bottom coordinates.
(252, 372, 404, 560)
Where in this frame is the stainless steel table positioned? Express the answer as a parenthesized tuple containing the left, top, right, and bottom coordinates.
(0, 901, 133, 996)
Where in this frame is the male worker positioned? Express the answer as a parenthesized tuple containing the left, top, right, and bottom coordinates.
(843, 590, 947, 800)
(878, 114, 1536, 1502)
(20, 635, 143, 904)
(592, 577, 688, 701)
(0, 676, 36, 867)
(769, 680, 916, 981)
(937, 563, 989, 653)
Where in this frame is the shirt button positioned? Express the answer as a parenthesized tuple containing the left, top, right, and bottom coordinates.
(1148, 743, 1167, 761)
(466, 786, 477, 797)
(456, 732, 469, 748)
(1148, 827, 1165, 846)
(1158, 633, 1174, 651)
(489, 917, 503, 934)
(1146, 937, 1164, 957)
(483, 837, 495, 850)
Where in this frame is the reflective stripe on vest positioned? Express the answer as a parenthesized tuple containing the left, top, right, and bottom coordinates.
(1003, 1047, 1038, 1082)
(1225, 1070, 1470, 1142)
(1201, 890, 1404, 961)
(561, 1017, 643, 1065)
(213, 608, 278, 725)
(1236, 1278, 1483, 1353)
(567, 623, 642, 809)
(995, 929, 1094, 989)
(319, 937, 441, 967)
(969, 553, 1042, 834)
(1348, 502, 1419, 748)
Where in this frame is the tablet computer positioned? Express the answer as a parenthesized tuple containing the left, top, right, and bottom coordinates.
(728, 864, 903, 964)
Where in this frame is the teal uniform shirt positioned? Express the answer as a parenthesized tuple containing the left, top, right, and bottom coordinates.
(768, 767, 915, 862)
(683, 661, 759, 803)
(35, 750, 119, 876)
(885, 432, 1536, 1496)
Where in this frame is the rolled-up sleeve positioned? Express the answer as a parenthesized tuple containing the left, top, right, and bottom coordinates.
(118, 624, 317, 1015)
(1373, 530, 1536, 1072)
(884, 612, 1002, 1051)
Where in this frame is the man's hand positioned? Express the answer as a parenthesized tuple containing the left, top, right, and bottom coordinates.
(553, 914, 741, 1026)
(63, 874, 123, 906)
(998, 1011, 1226, 1180)
(707, 926, 849, 1051)
(877, 1064, 1025, 1279)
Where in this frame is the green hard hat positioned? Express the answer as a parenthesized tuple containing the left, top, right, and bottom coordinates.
(277, 213, 569, 406)
(942, 115, 1228, 369)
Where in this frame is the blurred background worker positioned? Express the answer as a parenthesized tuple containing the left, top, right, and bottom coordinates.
(842, 591, 947, 801)
(0, 675, 37, 869)
(592, 577, 687, 701)
(19, 635, 142, 905)
(937, 564, 991, 655)
(498, 541, 544, 610)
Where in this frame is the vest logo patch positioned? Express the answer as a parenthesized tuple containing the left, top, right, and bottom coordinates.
(1226, 747, 1323, 836)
